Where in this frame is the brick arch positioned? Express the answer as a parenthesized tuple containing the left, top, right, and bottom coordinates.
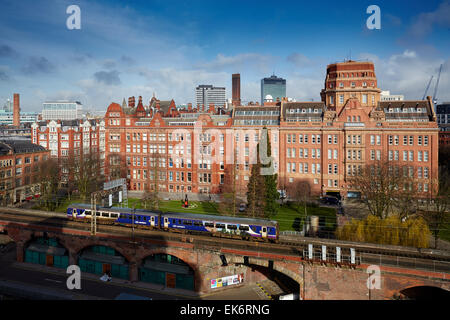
(137, 247, 197, 274)
(397, 285, 450, 300)
(227, 256, 302, 289)
(23, 233, 69, 252)
(75, 242, 133, 263)
(137, 248, 200, 291)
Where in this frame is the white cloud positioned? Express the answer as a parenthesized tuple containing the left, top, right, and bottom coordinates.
(409, 1, 450, 37)
(359, 50, 450, 102)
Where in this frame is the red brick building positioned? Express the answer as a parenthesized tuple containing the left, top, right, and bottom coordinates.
(104, 96, 233, 195)
(0, 140, 50, 204)
(103, 60, 439, 199)
(31, 119, 106, 187)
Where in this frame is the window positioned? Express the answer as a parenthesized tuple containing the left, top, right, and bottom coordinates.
(424, 151, 429, 162)
(409, 136, 413, 145)
(370, 135, 375, 145)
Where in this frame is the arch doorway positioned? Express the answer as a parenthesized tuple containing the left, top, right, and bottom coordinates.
(139, 253, 195, 291)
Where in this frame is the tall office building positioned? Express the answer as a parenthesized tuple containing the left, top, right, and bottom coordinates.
(41, 101, 83, 120)
(261, 75, 286, 105)
(232, 74, 241, 106)
(195, 85, 226, 109)
(3, 99, 12, 112)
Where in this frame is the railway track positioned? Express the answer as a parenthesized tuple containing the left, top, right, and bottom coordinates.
(1, 206, 450, 274)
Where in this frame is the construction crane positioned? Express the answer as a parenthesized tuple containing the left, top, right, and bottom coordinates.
(422, 76, 434, 100)
(432, 64, 443, 105)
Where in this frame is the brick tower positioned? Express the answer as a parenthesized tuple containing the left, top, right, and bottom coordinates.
(13, 93, 20, 127)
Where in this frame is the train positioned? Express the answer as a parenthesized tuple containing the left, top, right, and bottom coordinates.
(67, 203, 279, 242)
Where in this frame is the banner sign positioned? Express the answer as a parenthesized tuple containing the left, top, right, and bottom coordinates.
(210, 273, 244, 289)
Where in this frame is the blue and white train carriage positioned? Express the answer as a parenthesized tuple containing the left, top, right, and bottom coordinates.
(67, 204, 279, 241)
(162, 212, 278, 241)
(67, 203, 161, 228)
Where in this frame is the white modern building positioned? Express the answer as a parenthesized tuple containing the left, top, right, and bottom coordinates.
(41, 101, 83, 120)
(380, 90, 404, 102)
(195, 85, 226, 108)
(0, 110, 38, 125)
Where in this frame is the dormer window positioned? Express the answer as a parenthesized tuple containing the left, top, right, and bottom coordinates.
(351, 82, 356, 87)
(339, 83, 344, 88)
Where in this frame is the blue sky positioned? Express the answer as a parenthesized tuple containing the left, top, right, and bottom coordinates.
(0, 0, 449, 111)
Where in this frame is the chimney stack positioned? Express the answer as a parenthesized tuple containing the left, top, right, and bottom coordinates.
(13, 93, 20, 127)
(128, 96, 135, 108)
(232, 73, 241, 106)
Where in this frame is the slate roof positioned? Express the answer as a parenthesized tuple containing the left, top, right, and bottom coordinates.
(0, 140, 47, 155)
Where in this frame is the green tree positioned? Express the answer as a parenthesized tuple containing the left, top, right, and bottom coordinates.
(260, 127, 279, 218)
(246, 159, 265, 218)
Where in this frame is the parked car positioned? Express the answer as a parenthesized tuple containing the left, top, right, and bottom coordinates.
(321, 196, 340, 205)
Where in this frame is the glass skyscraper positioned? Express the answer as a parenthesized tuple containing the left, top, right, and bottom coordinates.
(261, 75, 286, 105)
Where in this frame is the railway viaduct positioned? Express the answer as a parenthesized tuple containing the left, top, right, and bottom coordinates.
(1, 211, 449, 300)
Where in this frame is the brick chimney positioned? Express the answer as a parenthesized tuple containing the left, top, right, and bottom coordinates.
(13, 93, 20, 127)
(128, 96, 135, 108)
(188, 103, 192, 111)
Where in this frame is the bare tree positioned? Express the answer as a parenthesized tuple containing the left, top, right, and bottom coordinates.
(219, 157, 238, 216)
(67, 151, 104, 201)
(421, 168, 450, 249)
(35, 157, 61, 211)
(142, 153, 160, 210)
(349, 160, 414, 219)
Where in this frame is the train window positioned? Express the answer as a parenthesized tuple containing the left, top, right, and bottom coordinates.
(111, 213, 118, 218)
(193, 221, 202, 226)
(85, 210, 91, 216)
(216, 224, 225, 228)
(227, 225, 237, 230)
(142, 216, 147, 221)
(119, 214, 126, 219)
(96, 212, 100, 217)
(262, 227, 267, 233)
(183, 220, 192, 225)
(204, 222, 214, 227)
(101, 212, 109, 217)
(239, 225, 249, 231)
